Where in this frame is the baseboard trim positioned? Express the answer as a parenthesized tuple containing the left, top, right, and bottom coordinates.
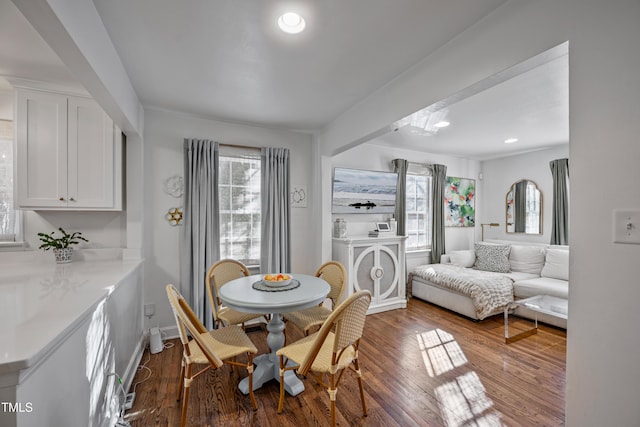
(122, 335, 146, 393)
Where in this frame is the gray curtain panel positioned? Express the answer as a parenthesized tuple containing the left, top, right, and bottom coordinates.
(392, 159, 408, 236)
(181, 139, 220, 329)
(515, 180, 527, 233)
(261, 147, 291, 273)
(550, 158, 569, 245)
(430, 164, 447, 264)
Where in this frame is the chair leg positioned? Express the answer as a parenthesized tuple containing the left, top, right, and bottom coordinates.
(181, 365, 193, 427)
(277, 356, 286, 413)
(328, 373, 337, 427)
(247, 354, 257, 410)
(231, 356, 239, 377)
(353, 358, 367, 416)
(177, 359, 185, 401)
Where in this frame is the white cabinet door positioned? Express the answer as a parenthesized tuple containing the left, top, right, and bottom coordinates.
(68, 97, 115, 208)
(16, 89, 68, 207)
(16, 88, 120, 210)
(333, 236, 407, 314)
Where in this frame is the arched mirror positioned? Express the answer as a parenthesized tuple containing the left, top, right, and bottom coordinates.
(506, 180, 542, 234)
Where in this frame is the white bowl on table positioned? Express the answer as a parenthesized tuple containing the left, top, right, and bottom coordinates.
(262, 274, 292, 287)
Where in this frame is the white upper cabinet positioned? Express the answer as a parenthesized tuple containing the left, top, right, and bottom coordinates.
(16, 88, 122, 210)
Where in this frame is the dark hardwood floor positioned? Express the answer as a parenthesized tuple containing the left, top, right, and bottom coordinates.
(124, 298, 566, 426)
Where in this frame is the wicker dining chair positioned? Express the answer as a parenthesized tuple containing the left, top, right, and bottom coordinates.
(206, 259, 268, 329)
(166, 284, 258, 427)
(276, 290, 372, 427)
(284, 261, 347, 336)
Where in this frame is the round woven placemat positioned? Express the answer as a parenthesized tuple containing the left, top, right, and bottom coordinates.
(252, 279, 300, 292)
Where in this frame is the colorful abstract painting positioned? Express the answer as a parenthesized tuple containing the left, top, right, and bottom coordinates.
(445, 177, 475, 227)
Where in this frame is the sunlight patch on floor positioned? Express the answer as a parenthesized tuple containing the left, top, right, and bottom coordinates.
(417, 329, 467, 377)
(436, 371, 503, 427)
(417, 329, 505, 426)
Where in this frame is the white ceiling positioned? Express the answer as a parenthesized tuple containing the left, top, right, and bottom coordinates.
(0, 1, 82, 92)
(372, 51, 569, 160)
(0, 0, 568, 160)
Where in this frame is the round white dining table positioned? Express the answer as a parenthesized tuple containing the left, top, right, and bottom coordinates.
(218, 273, 330, 396)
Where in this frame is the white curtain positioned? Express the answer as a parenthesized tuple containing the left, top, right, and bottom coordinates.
(260, 147, 291, 273)
(181, 139, 219, 328)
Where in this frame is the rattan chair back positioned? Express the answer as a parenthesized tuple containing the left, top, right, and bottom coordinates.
(298, 290, 371, 376)
(205, 259, 250, 319)
(166, 284, 224, 368)
(315, 261, 347, 308)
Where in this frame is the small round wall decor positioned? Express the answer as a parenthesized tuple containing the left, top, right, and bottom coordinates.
(164, 175, 184, 198)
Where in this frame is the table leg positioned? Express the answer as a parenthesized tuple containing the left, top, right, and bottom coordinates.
(504, 303, 538, 343)
(238, 313, 305, 396)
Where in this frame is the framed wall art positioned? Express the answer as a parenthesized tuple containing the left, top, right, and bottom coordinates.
(331, 167, 398, 214)
(445, 176, 475, 227)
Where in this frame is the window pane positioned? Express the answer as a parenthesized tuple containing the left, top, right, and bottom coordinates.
(219, 154, 261, 266)
(219, 186, 231, 210)
(405, 173, 432, 251)
(0, 120, 16, 241)
(219, 160, 230, 185)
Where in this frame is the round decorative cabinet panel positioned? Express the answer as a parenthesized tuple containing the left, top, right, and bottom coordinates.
(333, 235, 407, 314)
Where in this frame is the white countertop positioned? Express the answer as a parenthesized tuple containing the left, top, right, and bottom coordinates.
(0, 250, 142, 374)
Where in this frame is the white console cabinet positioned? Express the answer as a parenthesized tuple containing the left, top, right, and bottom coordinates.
(333, 235, 407, 314)
(16, 88, 122, 210)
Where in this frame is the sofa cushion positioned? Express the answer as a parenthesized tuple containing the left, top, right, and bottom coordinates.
(541, 248, 569, 280)
(448, 250, 476, 268)
(513, 277, 569, 299)
(509, 245, 546, 274)
(474, 243, 511, 273)
(504, 271, 540, 282)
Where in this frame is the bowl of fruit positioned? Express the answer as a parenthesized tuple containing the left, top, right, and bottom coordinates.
(263, 273, 292, 287)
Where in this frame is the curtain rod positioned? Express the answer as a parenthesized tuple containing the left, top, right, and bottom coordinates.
(220, 143, 260, 151)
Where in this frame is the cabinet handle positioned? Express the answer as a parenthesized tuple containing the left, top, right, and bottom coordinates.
(59, 197, 65, 202)
(69, 197, 76, 202)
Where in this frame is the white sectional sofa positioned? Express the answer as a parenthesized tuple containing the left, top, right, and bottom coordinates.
(410, 241, 569, 328)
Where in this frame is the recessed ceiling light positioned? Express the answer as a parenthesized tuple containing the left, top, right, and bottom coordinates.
(504, 138, 519, 144)
(434, 121, 450, 128)
(278, 12, 306, 34)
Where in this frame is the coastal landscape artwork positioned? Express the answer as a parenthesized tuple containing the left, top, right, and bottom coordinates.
(332, 167, 398, 214)
(445, 176, 475, 227)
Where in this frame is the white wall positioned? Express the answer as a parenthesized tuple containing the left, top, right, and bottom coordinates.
(142, 109, 315, 331)
(21, 211, 126, 251)
(480, 145, 569, 243)
(318, 1, 640, 425)
(0, 88, 12, 120)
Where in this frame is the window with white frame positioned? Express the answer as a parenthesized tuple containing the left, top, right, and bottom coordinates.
(405, 171, 432, 251)
(218, 148, 261, 266)
(0, 119, 19, 242)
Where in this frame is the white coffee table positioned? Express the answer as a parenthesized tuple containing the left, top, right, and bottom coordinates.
(504, 295, 568, 343)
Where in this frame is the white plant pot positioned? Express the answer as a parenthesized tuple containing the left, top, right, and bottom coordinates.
(53, 247, 73, 264)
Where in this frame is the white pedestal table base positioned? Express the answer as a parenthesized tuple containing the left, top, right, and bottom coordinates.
(238, 313, 305, 396)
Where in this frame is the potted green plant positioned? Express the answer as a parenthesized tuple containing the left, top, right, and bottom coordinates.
(38, 227, 88, 264)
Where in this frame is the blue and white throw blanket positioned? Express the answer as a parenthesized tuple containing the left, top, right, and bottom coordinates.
(411, 264, 514, 319)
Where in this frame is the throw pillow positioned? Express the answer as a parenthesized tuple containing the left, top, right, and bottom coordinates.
(509, 245, 546, 274)
(541, 248, 569, 280)
(449, 250, 476, 268)
(474, 243, 511, 273)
